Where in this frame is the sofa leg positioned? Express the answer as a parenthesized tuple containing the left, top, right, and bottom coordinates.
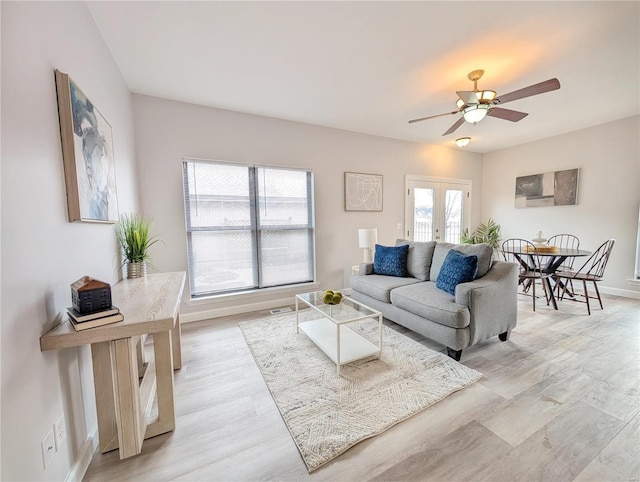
(446, 347, 462, 361)
(498, 330, 511, 342)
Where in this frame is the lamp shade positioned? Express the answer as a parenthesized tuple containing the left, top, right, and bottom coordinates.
(476, 90, 496, 102)
(462, 104, 489, 124)
(358, 228, 378, 248)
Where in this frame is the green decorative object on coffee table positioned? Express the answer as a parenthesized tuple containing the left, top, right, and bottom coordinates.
(322, 289, 343, 305)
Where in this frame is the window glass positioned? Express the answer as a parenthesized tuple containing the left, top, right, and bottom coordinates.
(183, 160, 315, 297)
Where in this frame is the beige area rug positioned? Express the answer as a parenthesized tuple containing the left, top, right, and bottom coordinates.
(239, 309, 482, 472)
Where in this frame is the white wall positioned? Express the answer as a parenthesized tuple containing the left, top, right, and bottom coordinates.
(482, 115, 640, 297)
(1, 2, 138, 480)
(132, 95, 484, 319)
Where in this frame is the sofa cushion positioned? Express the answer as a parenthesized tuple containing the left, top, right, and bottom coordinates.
(430, 242, 493, 280)
(395, 239, 437, 281)
(436, 249, 478, 295)
(373, 244, 409, 277)
(350, 274, 421, 303)
(390, 282, 470, 329)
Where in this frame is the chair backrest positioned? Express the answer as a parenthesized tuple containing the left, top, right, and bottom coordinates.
(547, 234, 581, 268)
(501, 238, 544, 274)
(573, 239, 615, 279)
(547, 234, 580, 250)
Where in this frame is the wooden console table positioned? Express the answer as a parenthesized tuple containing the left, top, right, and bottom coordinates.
(40, 271, 186, 459)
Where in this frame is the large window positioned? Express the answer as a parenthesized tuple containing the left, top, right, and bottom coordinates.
(183, 159, 315, 297)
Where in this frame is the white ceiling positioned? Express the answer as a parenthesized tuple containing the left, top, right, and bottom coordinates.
(87, 1, 640, 153)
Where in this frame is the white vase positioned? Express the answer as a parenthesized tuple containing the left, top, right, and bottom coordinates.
(127, 261, 147, 279)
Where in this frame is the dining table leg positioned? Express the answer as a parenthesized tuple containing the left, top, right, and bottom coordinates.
(545, 278, 558, 310)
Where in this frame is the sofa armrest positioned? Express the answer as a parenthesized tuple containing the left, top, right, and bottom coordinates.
(455, 260, 519, 345)
(359, 262, 374, 275)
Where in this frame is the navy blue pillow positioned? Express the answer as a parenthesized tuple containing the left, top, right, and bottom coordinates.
(373, 244, 409, 277)
(436, 249, 478, 295)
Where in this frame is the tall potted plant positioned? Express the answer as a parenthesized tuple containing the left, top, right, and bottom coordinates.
(461, 218, 502, 258)
(115, 213, 160, 278)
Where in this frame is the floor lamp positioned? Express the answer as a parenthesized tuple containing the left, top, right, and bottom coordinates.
(358, 228, 378, 263)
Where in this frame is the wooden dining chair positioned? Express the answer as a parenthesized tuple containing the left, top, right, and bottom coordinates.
(547, 233, 581, 296)
(555, 239, 615, 315)
(547, 233, 580, 268)
(500, 238, 552, 312)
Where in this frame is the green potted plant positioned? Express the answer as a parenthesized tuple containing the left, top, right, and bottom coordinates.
(461, 218, 502, 258)
(115, 213, 161, 278)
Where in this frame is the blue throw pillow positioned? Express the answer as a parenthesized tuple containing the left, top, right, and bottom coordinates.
(436, 249, 478, 295)
(373, 244, 409, 277)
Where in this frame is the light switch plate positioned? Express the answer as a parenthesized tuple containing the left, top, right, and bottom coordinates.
(54, 414, 66, 451)
(41, 430, 55, 469)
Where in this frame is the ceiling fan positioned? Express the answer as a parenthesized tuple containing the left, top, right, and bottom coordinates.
(409, 69, 560, 136)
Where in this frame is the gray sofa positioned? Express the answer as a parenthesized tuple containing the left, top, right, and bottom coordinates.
(350, 240, 518, 360)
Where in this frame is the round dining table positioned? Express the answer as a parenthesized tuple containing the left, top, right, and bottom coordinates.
(500, 246, 592, 310)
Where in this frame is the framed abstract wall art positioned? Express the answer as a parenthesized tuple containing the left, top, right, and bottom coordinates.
(55, 69, 118, 223)
(515, 168, 579, 208)
(344, 172, 383, 211)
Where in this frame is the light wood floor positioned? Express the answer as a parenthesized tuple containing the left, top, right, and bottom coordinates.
(84, 293, 640, 481)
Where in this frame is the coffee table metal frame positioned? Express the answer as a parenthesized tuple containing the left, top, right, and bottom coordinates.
(295, 289, 383, 376)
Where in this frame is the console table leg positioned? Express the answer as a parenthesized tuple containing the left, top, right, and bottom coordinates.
(147, 330, 176, 437)
(111, 337, 144, 459)
(91, 341, 119, 453)
(135, 335, 147, 378)
(171, 313, 182, 370)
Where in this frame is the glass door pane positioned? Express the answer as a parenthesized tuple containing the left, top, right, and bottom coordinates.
(413, 187, 434, 241)
(444, 188, 463, 243)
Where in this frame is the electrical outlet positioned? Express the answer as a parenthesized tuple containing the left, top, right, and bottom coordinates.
(396, 223, 403, 230)
(41, 430, 55, 469)
(54, 414, 66, 451)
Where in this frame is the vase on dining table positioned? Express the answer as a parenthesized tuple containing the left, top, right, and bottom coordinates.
(532, 231, 547, 247)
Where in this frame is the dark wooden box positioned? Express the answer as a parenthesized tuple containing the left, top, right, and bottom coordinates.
(71, 276, 112, 314)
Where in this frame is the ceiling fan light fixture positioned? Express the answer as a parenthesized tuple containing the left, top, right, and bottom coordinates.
(476, 90, 496, 102)
(408, 71, 560, 135)
(455, 137, 471, 148)
(462, 104, 489, 123)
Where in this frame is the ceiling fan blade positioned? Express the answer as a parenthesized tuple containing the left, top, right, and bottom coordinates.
(456, 91, 479, 105)
(487, 107, 529, 122)
(442, 117, 465, 136)
(408, 111, 458, 124)
(494, 78, 560, 105)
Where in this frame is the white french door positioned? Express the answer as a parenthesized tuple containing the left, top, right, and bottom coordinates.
(405, 176, 471, 243)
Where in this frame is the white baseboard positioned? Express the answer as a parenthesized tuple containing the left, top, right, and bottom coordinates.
(600, 285, 640, 299)
(180, 296, 295, 323)
(66, 424, 98, 482)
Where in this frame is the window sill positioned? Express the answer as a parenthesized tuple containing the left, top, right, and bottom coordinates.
(185, 281, 320, 306)
(627, 278, 640, 286)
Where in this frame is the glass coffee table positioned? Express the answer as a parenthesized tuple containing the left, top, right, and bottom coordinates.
(295, 289, 383, 376)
